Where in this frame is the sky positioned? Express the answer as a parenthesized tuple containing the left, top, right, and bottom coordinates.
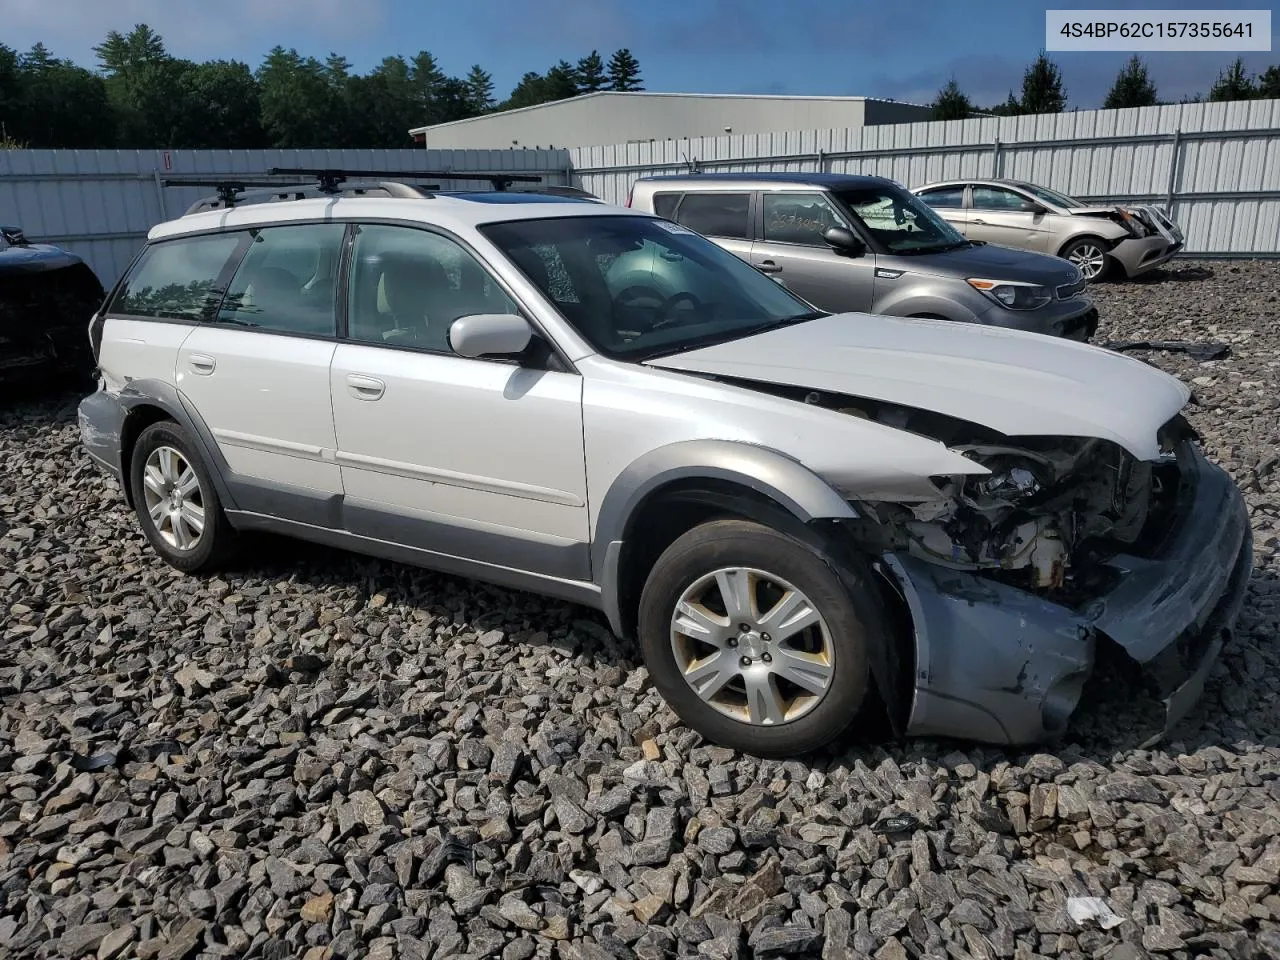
(3, 0, 1277, 109)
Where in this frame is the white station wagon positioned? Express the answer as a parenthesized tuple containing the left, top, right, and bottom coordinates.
(78, 172, 1252, 756)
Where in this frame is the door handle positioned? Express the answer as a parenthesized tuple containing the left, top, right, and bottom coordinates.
(756, 261, 782, 274)
(346, 374, 385, 401)
(188, 354, 216, 375)
(971, 218, 987, 225)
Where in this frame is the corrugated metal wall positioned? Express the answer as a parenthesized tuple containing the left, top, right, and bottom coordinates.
(571, 99, 1280, 256)
(5, 100, 1279, 292)
(0, 148, 571, 286)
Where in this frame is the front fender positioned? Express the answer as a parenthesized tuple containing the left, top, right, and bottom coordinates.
(591, 438, 856, 634)
(874, 289, 983, 324)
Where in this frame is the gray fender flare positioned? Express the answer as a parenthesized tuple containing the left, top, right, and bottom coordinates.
(591, 438, 856, 635)
(591, 439, 905, 732)
(115, 379, 240, 511)
(876, 291, 982, 324)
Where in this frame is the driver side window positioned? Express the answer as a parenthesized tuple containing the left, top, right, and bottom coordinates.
(762, 193, 848, 246)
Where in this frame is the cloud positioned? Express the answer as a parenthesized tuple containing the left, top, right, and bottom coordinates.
(1, 0, 387, 66)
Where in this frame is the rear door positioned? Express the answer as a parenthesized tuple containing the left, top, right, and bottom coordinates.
(967, 185, 1052, 251)
(749, 190, 876, 312)
(175, 222, 348, 509)
(915, 184, 969, 234)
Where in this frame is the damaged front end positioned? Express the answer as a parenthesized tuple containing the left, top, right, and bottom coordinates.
(790, 385, 1252, 746)
(0, 226, 105, 384)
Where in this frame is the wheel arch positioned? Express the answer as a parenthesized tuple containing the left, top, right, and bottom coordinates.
(116, 379, 238, 512)
(590, 440, 912, 735)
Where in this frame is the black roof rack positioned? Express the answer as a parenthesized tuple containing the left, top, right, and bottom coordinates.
(163, 167, 564, 215)
(267, 167, 545, 193)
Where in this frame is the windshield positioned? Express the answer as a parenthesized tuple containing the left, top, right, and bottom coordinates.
(833, 186, 968, 255)
(480, 214, 824, 361)
(1022, 184, 1083, 208)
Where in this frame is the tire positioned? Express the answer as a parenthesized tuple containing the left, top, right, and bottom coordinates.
(129, 420, 237, 573)
(637, 518, 880, 757)
(1059, 236, 1110, 282)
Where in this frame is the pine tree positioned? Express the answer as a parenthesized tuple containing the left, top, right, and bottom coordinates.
(931, 79, 972, 120)
(1208, 58, 1256, 101)
(1020, 52, 1067, 113)
(1258, 65, 1280, 99)
(464, 65, 494, 113)
(607, 48, 642, 91)
(544, 60, 579, 101)
(576, 50, 607, 93)
(1103, 55, 1157, 108)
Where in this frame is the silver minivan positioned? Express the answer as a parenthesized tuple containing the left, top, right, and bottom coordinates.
(628, 173, 1099, 340)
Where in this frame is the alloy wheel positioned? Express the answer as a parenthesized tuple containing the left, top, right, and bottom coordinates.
(141, 445, 206, 551)
(1067, 242, 1106, 280)
(669, 566, 835, 725)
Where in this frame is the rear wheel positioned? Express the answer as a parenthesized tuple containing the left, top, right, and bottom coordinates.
(1060, 236, 1109, 281)
(129, 421, 236, 573)
(637, 519, 880, 757)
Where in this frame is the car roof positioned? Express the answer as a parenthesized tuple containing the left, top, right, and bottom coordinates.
(916, 177, 1036, 191)
(148, 193, 644, 242)
(636, 172, 897, 189)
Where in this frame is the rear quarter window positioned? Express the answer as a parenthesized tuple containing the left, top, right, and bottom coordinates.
(110, 233, 242, 322)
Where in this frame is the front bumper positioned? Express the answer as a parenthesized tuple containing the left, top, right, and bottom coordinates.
(977, 295, 1099, 341)
(1110, 235, 1183, 278)
(887, 444, 1252, 745)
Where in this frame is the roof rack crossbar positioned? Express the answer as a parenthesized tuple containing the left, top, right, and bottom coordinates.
(267, 167, 545, 192)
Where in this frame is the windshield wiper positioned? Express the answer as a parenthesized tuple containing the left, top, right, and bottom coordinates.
(638, 311, 826, 361)
(893, 239, 971, 256)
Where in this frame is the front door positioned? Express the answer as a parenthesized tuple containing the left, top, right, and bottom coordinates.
(749, 191, 877, 313)
(175, 222, 347, 509)
(328, 223, 590, 581)
(966, 185, 1052, 252)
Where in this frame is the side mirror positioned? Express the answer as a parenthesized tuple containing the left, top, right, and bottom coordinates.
(449, 313, 533, 359)
(823, 226, 867, 258)
(1020, 200, 1047, 215)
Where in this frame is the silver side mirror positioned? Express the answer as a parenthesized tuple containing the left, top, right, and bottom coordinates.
(448, 313, 534, 359)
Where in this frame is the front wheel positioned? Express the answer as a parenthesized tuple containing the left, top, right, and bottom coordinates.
(1060, 237, 1110, 281)
(637, 519, 880, 757)
(129, 420, 237, 573)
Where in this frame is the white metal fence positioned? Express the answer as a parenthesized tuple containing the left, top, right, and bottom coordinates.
(0, 148, 571, 287)
(570, 98, 1280, 257)
(4, 100, 1280, 291)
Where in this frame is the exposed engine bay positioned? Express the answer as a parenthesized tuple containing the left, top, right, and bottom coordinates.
(716, 376, 1196, 601)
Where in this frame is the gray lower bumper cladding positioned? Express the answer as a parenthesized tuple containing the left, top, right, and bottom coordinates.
(886, 446, 1253, 746)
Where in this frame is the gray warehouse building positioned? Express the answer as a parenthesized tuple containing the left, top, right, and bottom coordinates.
(408, 91, 932, 150)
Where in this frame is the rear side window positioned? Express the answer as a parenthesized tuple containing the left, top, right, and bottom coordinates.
(674, 193, 750, 239)
(652, 193, 681, 219)
(110, 233, 241, 322)
(217, 224, 346, 336)
(918, 186, 965, 209)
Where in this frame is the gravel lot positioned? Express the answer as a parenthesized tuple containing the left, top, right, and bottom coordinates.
(2, 258, 1279, 960)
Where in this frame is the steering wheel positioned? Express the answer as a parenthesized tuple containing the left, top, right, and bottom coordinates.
(650, 292, 704, 329)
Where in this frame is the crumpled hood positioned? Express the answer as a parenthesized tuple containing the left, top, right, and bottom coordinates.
(644, 314, 1190, 460)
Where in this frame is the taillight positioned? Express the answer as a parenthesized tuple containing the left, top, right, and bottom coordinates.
(624, 185, 633, 207)
(89, 312, 104, 362)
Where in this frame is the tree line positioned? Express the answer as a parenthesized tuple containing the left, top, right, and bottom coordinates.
(933, 52, 1280, 120)
(0, 24, 644, 149)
